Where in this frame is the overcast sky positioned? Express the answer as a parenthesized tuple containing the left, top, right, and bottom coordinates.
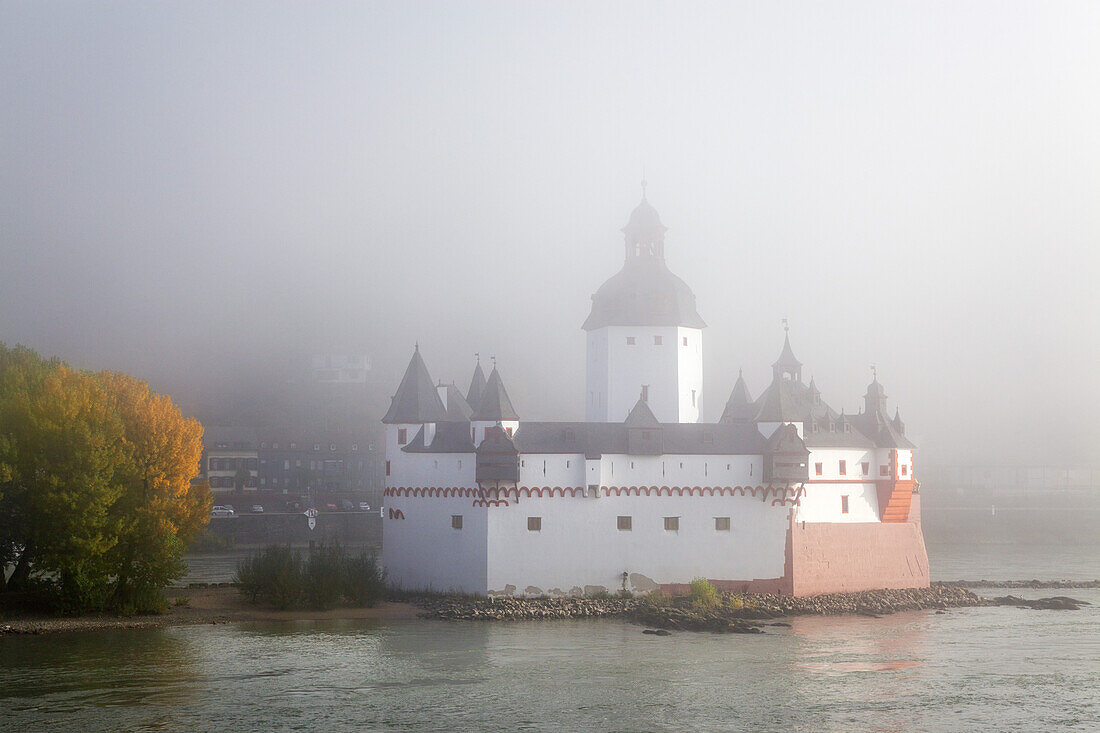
(2, 1, 1098, 466)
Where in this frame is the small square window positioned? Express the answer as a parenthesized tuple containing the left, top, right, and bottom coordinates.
(527, 517, 542, 531)
(653, 335, 663, 345)
(839, 460, 846, 476)
(617, 515, 632, 531)
(664, 516, 679, 531)
(861, 462, 869, 476)
(815, 462, 823, 476)
(715, 517, 731, 531)
(626, 336, 636, 345)
(841, 495, 849, 514)
(880, 465, 890, 476)
(451, 515, 463, 530)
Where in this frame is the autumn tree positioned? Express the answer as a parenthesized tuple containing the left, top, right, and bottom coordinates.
(96, 371, 209, 613)
(0, 344, 209, 613)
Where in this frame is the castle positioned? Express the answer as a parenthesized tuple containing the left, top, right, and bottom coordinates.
(381, 192, 929, 597)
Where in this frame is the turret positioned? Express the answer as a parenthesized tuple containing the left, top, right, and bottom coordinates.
(720, 369, 754, 423)
(470, 366, 519, 445)
(382, 344, 446, 478)
(583, 184, 705, 423)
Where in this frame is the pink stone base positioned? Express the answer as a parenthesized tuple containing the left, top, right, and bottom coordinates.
(787, 494, 930, 596)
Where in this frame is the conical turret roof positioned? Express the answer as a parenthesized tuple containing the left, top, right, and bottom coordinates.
(466, 361, 486, 408)
(382, 346, 447, 424)
(443, 383, 474, 422)
(772, 331, 802, 371)
(720, 369, 755, 422)
(472, 367, 519, 421)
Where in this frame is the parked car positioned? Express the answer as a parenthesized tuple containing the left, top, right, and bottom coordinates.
(339, 499, 355, 511)
(325, 503, 338, 511)
(358, 502, 371, 512)
(210, 505, 235, 517)
(250, 504, 264, 513)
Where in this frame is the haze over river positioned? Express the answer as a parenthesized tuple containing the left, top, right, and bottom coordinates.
(3, 504, 1097, 732)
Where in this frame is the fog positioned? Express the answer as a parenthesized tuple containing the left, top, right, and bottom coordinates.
(2, 1, 1097, 467)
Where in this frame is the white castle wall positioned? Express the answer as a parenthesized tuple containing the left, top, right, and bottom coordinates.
(585, 325, 702, 423)
(485, 492, 789, 595)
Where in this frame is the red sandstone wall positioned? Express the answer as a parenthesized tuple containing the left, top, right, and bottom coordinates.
(789, 493, 930, 596)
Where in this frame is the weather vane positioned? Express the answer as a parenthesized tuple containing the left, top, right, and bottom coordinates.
(782, 317, 789, 332)
(491, 355, 497, 367)
(870, 364, 877, 381)
(474, 352, 479, 363)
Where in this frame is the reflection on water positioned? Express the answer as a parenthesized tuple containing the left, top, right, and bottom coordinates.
(2, 591, 1098, 732)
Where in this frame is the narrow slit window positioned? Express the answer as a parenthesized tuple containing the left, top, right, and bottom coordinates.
(861, 462, 869, 476)
(839, 460, 846, 476)
(815, 462, 823, 476)
(397, 428, 407, 445)
(840, 496, 849, 514)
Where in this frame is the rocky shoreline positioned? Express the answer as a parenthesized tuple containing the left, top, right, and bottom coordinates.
(937, 579, 1099, 589)
(410, 584, 1090, 632)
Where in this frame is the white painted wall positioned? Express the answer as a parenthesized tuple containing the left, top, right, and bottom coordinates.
(486, 492, 789, 595)
(383, 493, 488, 593)
(796, 481, 880, 523)
(585, 325, 702, 423)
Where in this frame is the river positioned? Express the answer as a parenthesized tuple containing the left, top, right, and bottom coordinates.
(2, 504, 1097, 732)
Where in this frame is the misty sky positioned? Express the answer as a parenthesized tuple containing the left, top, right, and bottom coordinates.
(2, 1, 1098, 466)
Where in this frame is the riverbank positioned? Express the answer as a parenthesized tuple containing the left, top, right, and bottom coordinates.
(4, 583, 1090, 636)
(414, 584, 1089, 631)
(0, 585, 418, 635)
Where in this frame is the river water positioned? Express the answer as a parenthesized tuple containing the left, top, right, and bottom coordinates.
(2, 505, 1098, 732)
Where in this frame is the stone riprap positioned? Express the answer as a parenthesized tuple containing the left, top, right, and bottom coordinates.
(409, 585, 1014, 630)
(937, 579, 1099, 589)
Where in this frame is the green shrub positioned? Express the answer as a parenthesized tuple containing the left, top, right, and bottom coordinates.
(689, 577, 719, 610)
(303, 542, 346, 610)
(235, 545, 302, 610)
(642, 592, 674, 608)
(235, 544, 383, 610)
(343, 553, 385, 608)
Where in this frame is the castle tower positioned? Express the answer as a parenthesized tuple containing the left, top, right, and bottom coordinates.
(583, 187, 706, 423)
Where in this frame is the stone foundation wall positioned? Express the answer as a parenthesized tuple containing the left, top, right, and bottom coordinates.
(788, 494, 929, 596)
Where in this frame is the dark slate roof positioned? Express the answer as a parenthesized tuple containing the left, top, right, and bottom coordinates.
(582, 257, 707, 330)
(471, 367, 519, 421)
(772, 332, 802, 370)
(476, 426, 520, 482)
(719, 370, 755, 422)
(512, 421, 768, 456)
(443, 383, 474, 422)
(466, 362, 486, 408)
(382, 347, 447, 424)
(403, 422, 476, 453)
(802, 413, 877, 448)
(853, 409, 916, 450)
(765, 422, 809, 456)
(622, 197, 667, 239)
(624, 398, 661, 428)
(753, 377, 835, 423)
